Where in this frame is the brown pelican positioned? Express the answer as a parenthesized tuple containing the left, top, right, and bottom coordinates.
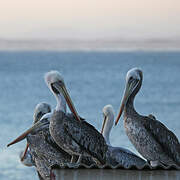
(115, 68, 180, 167)
(23, 103, 51, 161)
(8, 102, 71, 179)
(7, 102, 52, 148)
(101, 104, 146, 168)
(7, 84, 95, 167)
(7, 103, 70, 153)
(18, 103, 53, 179)
(8, 102, 51, 161)
(45, 71, 108, 165)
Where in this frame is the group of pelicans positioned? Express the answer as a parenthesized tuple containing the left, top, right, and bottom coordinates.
(7, 68, 180, 180)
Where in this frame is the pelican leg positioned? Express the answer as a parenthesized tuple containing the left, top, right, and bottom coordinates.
(21, 143, 29, 162)
(76, 155, 82, 164)
(70, 155, 76, 163)
(66, 155, 82, 168)
(50, 169, 56, 180)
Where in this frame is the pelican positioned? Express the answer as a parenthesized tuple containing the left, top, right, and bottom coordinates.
(18, 102, 54, 179)
(44, 71, 108, 165)
(8, 102, 51, 161)
(7, 102, 52, 148)
(7, 102, 72, 178)
(115, 68, 180, 167)
(24, 103, 51, 161)
(7, 102, 71, 161)
(101, 104, 146, 168)
(7, 71, 99, 166)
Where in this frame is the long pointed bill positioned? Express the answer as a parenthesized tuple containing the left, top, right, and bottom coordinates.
(7, 120, 47, 147)
(53, 82, 81, 122)
(115, 83, 132, 126)
(21, 143, 29, 161)
(101, 116, 107, 134)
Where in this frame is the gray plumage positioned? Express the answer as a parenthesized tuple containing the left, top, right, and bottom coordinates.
(101, 104, 146, 168)
(116, 68, 180, 167)
(27, 126, 71, 165)
(27, 127, 71, 180)
(27, 118, 94, 177)
(50, 110, 108, 165)
(45, 71, 108, 165)
(106, 146, 146, 168)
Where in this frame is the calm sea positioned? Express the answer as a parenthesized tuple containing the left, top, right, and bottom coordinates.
(0, 51, 180, 179)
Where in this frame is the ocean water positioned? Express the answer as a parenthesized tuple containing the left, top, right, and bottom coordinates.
(0, 51, 180, 180)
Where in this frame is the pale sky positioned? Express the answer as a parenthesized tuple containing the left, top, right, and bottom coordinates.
(1, 0, 180, 39)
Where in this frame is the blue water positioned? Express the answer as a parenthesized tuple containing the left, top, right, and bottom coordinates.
(0, 51, 180, 180)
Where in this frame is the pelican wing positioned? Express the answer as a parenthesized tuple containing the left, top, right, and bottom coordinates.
(63, 115, 108, 164)
(27, 129, 71, 162)
(143, 116, 180, 165)
(107, 146, 146, 167)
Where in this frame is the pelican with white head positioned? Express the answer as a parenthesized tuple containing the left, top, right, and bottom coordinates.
(115, 67, 180, 167)
(7, 103, 51, 150)
(45, 70, 108, 165)
(101, 104, 146, 168)
(45, 71, 80, 121)
(101, 105, 114, 146)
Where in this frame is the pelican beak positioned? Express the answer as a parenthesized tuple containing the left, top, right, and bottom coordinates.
(52, 82, 81, 122)
(101, 115, 107, 134)
(7, 120, 47, 147)
(115, 82, 134, 126)
(20, 143, 29, 161)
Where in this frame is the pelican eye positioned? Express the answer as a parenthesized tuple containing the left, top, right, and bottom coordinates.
(57, 80, 64, 86)
(128, 76, 134, 83)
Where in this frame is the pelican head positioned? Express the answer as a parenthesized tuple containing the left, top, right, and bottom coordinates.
(101, 105, 114, 145)
(7, 102, 51, 148)
(115, 68, 143, 125)
(33, 102, 51, 124)
(45, 71, 65, 94)
(19, 102, 51, 161)
(45, 71, 80, 121)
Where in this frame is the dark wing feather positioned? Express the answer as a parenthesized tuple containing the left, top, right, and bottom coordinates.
(63, 115, 108, 164)
(143, 116, 180, 165)
(148, 114, 156, 120)
(67, 113, 85, 121)
(27, 128, 71, 162)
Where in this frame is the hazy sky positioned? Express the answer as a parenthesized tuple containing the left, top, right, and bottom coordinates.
(1, 0, 180, 39)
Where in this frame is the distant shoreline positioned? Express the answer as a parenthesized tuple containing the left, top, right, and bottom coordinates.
(0, 39, 180, 51)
